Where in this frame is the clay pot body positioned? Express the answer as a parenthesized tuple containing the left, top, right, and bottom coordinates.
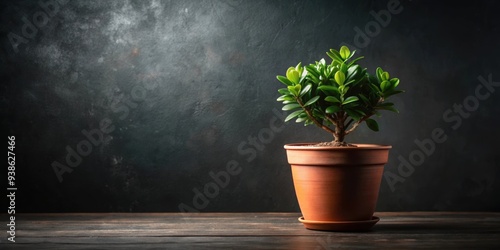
(284, 143, 391, 222)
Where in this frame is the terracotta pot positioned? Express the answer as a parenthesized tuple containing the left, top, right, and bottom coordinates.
(284, 143, 391, 224)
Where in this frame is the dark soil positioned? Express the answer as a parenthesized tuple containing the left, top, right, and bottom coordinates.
(312, 141, 358, 147)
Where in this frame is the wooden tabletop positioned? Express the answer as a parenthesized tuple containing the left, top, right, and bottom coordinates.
(1, 212, 500, 249)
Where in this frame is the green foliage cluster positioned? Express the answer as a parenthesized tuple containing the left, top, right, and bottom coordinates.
(276, 46, 403, 144)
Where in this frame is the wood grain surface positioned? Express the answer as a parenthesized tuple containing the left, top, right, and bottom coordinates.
(1, 212, 499, 249)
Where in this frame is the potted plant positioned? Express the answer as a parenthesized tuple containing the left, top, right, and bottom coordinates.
(276, 46, 403, 231)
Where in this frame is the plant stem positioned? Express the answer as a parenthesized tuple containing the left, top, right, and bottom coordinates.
(344, 115, 371, 135)
(296, 98, 336, 135)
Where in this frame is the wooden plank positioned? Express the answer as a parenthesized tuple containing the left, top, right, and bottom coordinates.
(2, 237, 500, 250)
(1, 212, 499, 249)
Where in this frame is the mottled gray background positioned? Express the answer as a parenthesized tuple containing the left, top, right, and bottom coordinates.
(1, 0, 499, 212)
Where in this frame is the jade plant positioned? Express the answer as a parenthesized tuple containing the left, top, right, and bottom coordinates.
(276, 46, 403, 146)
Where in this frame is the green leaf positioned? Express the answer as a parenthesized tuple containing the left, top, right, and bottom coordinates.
(277, 88, 289, 95)
(342, 96, 359, 105)
(319, 58, 326, 66)
(277, 95, 294, 102)
(390, 78, 400, 88)
(296, 113, 308, 123)
(325, 105, 341, 114)
(327, 49, 343, 63)
(318, 85, 339, 95)
(288, 85, 302, 96)
(366, 119, 379, 131)
(287, 85, 298, 96)
(347, 56, 364, 67)
(282, 103, 301, 111)
(285, 110, 303, 122)
(295, 62, 302, 71)
(286, 67, 300, 84)
(307, 74, 320, 84)
(294, 85, 302, 95)
(346, 65, 360, 80)
(304, 119, 314, 126)
(277, 75, 293, 86)
(334, 71, 346, 85)
(340, 46, 350, 60)
(340, 63, 348, 74)
(325, 96, 341, 103)
(306, 65, 320, 77)
(376, 67, 384, 82)
(340, 86, 350, 95)
(380, 80, 390, 92)
(344, 79, 356, 86)
(299, 84, 312, 97)
(276, 95, 287, 101)
(381, 72, 390, 81)
(304, 96, 320, 107)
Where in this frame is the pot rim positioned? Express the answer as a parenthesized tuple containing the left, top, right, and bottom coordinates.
(284, 143, 392, 150)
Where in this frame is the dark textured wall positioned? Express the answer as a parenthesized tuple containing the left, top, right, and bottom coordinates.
(1, 0, 499, 212)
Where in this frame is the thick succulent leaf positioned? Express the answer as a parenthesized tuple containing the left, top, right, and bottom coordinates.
(327, 49, 343, 63)
(299, 84, 312, 97)
(282, 103, 301, 111)
(334, 71, 346, 85)
(340, 46, 350, 60)
(285, 110, 303, 122)
(319, 58, 326, 66)
(304, 96, 320, 107)
(296, 113, 308, 123)
(342, 102, 360, 109)
(287, 85, 302, 96)
(376, 67, 384, 82)
(277, 75, 293, 86)
(277, 88, 289, 95)
(346, 65, 360, 80)
(318, 85, 339, 95)
(295, 62, 302, 71)
(276, 95, 287, 102)
(345, 49, 357, 61)
(325, 96, 341, 103)
(381, 72, 390, 81)
(344, 79, 356, 86)
(278, 95, 295, 102)
(347, 56, 364, 67)
(306, 65, 320, 77)
(286, 67, 300, 84)
(380, 80, 390, 92)
(342, 96, 359, 105)
(390, 78, 400, 88)
(326, 105, 341, 114)
(340, 63, 348, 74)
(366, 119, 379, 131)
